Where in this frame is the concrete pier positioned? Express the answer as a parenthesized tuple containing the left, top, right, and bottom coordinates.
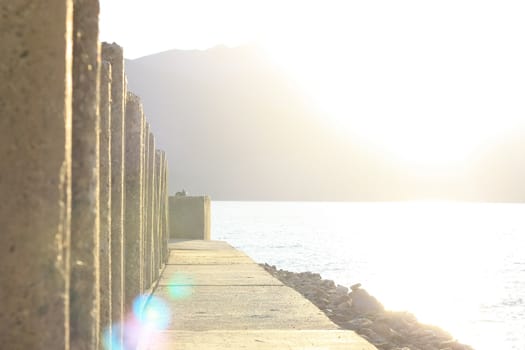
(124, 92, 145, 307)
(0, 2, 73, 348)
(70, 0, 101, 348)
(139, 241, 377, 350)
(99, 60, 113, 344)
(4, 4, 378, 347)
(101, 42, 126, 339)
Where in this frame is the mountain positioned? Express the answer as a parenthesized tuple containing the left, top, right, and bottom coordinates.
(125, 45, 525, 201)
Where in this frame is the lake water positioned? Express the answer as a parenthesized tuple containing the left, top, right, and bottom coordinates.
(212, 201, 525, 350)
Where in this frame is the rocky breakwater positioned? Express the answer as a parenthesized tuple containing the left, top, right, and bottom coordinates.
(261, 264, 474, 350)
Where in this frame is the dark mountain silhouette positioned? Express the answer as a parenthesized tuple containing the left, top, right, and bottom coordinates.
(125, 45, 525, 201)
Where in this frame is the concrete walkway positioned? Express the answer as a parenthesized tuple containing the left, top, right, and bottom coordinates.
(139, 240, 377, 349)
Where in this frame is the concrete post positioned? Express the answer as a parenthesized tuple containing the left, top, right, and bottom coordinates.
(101, 42, 126, 343)
(124, 92, 144, 310)
(147, 133, 156, 287)
(140, 112, 146, 295)
(153, 150, 162, 280)
(142, 124, 151, 291)
(162, 154, 170, 262)
(158, 151, 166, 264)
(70, 0, 100, 348)
(0, 2, 73, 348)
(99, 60, 112, 343)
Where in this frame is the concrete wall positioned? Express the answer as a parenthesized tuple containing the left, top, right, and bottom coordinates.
(1, 6, 171, 349)
(169, 196, 211, 240)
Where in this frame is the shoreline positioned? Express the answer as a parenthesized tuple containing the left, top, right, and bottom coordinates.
(261, 263, 475, 350)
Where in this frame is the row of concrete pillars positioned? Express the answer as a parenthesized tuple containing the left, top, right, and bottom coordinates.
(1, 2, 169, 349)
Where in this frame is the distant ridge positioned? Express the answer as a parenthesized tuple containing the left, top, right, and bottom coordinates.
(125, 45, 525, 202)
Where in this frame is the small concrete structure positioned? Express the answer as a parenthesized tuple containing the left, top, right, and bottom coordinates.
(169, 196, 211, 240)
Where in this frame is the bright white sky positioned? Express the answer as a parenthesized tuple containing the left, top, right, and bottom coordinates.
(100, 0, 525, 166)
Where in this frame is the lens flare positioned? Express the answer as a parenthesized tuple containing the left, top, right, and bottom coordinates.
(134, 295, 171, 331)
(102, 323, 123, 350)
(103, 295, 172, 349)
(167, 273, 194, 299)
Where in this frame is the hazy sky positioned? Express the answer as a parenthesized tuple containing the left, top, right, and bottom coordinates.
(100, 0, 525, 168)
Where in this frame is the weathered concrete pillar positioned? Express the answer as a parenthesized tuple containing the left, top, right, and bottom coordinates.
(157, 151, 166, 264)
(70, 0, 101, 348)
(162, 154, 170, 262)
(140, 113, 146, 295)
(0, 2, 73, 348)
(147, 133, 156, 287)
(143, 125, 151, 289)
(99, 60, 112, 344)
(102, 42, 126, 343)
(124, 92, 144, 310)
(153, 150, 162, 280)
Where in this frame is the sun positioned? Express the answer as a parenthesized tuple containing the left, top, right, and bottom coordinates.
(258, 1, 525, 168)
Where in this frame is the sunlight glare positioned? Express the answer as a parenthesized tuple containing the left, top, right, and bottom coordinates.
(258, 0, 525, 166)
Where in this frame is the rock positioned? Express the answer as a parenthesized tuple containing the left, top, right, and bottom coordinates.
(322, 279, 336, 288)
(336, 300, 352, 314)
(259, 263, 474, 350)
(350, 288, 384, 315)
(351, 283, 362, 291)
(359, 328, 388, 346)
(344, 317, 373, 330)
(336, 285, 349, 295)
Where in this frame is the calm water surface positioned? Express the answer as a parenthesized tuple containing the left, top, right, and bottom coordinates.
(212, 201, 525, 350)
